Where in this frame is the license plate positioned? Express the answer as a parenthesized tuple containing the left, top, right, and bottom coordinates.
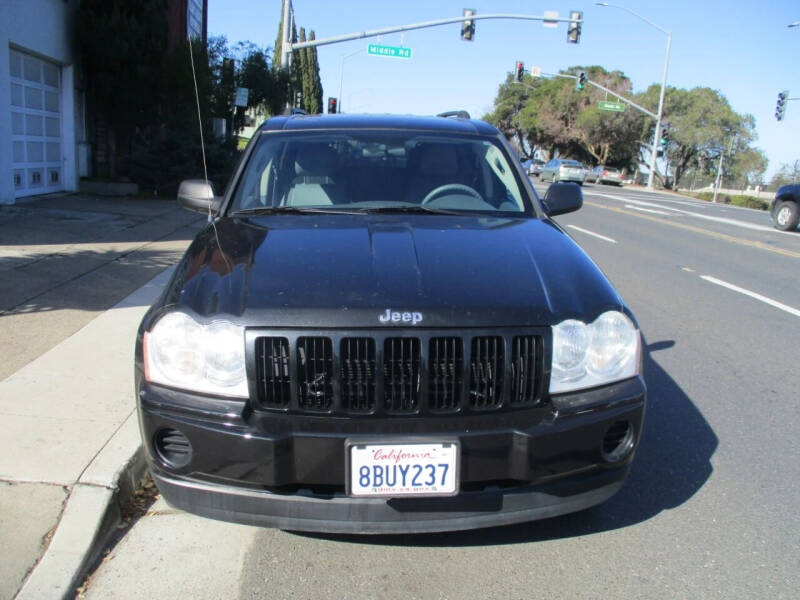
(347, 441, 459, 498)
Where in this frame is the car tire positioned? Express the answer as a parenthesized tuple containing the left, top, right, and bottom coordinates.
(774, 200, 799, 231)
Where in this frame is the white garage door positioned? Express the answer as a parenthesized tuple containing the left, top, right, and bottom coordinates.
(9, 49, 63, 198)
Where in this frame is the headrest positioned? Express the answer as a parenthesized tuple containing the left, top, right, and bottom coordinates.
(417, 144, 459, 176)
(295, 144, 338, 176)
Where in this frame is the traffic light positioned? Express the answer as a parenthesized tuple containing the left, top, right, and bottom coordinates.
(567, 11, 583, 44)
(776, 90, 789, 121)
(515, 61, 524, 82)
(660, 122, 670, 145)
(461, 8, 476, 41)
(327, 97, 337, 114)
(576, 71, 587, 91)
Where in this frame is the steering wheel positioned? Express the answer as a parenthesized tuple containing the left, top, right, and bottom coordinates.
(421, 184, 483, 205)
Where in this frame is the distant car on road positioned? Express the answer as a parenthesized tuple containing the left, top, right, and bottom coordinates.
(586, 166, 623, 186)
(527, 159, 545, 177)
(771, 184, 800, 231)
(540, 158, 585, 184)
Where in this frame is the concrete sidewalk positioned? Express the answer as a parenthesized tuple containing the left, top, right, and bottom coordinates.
(0, 193, 202, 599)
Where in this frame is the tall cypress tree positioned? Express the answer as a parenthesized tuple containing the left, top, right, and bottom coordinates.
(298, 27, 309, 110)
(306, 31, 323, 114)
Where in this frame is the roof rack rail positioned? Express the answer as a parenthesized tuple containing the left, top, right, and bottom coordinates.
(281, 107, 308, 116)
(436, 110, 471, 119)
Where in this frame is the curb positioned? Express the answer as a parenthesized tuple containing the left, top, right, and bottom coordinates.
(15, 414, 147, 600)
(10, 266, 177, 600)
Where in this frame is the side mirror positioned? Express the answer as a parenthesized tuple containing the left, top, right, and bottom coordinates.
(542, 182, 583, 216)
(177, 179, 222, 215)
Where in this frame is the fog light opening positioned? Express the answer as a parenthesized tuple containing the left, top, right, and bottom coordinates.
(602, 421, 634, 462)
(154, 428, 193, 469)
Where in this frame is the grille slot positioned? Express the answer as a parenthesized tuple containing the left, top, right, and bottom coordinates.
(340, 337, 376, 412)
(429, 337, 463, 411)
(383, 338, 421, 412)
(256, 337, 291, 408)
(469, 336, 504, 409)
(510, 336, 542, 406)
(297, 337, 334, 411)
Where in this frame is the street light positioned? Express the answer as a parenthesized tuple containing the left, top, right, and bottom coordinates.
(596, 2, 671, 191)
(338, 48, 365, 114)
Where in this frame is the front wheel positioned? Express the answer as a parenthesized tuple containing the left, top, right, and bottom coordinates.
(774, 200, 800, 231)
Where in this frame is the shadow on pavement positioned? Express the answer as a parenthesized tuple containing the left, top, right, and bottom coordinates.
(289, 339, 718, 547)
(0, 247, 187, 315)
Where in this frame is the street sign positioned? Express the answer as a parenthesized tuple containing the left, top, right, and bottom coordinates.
(234, 87, 249, 107)
(530, 66, 542, 77)
(542, 11, 559, 28)
(598, 101, 625, 112)
(367, 43, 412, 59)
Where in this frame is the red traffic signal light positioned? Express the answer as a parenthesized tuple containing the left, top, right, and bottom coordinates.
(328, 97, 338, 114)
(515, 61, 524, 82)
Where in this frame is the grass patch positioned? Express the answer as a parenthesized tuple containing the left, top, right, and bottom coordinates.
(688, 191, 769, 211)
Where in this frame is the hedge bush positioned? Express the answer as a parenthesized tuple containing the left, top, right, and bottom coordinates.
(689, 192, 769, 210)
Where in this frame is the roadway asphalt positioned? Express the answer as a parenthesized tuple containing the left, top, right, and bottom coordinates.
(77, 183, 800, 599)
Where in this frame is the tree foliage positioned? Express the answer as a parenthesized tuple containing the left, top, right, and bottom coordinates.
(485, 65, 768, 188)
(485, 66, 644, 171)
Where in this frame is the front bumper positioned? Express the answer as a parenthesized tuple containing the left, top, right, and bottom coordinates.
(138, 375, 645, 533)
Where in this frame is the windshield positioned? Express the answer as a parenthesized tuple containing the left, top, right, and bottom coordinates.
(229, 131, 530, 215)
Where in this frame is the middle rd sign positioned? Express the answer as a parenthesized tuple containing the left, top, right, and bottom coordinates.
(598, 100, 625, 112)
(367, 43, 412, 59)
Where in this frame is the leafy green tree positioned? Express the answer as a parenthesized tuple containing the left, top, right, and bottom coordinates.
(485, 66, 643, 169)
(637, 85, 756, 188)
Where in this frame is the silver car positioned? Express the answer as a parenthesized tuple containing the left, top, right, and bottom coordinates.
(540, 158, 585, 185)
(586, 165, 623, 186)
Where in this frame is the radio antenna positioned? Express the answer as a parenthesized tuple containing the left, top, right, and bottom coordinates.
(187, 37, 211, 222)
(186, 37, 231, 277)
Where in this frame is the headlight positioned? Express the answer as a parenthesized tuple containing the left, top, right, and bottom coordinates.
(144, 312, 247, 397)
(550, 311, 640, 394)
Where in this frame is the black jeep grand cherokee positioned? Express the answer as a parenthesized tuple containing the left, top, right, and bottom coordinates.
(136, 113, 646, 533)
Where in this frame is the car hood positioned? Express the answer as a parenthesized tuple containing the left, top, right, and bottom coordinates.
(161, 214, 625, 328)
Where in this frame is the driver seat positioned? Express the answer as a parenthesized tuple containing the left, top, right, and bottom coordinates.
(403, 143, 461, 204)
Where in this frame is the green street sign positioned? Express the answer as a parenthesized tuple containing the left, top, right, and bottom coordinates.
(367, 43, 412, 59)
(598, 101, 626, 112)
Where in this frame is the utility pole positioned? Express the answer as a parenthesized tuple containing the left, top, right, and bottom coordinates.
(712, 136, 736, 203)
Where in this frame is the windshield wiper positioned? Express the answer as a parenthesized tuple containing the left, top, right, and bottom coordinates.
(359, 205, 463, 215)
(230, 206, 361, 216)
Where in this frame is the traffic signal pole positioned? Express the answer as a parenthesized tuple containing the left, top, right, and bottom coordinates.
(534, 72, 657, 118)
(281, 9, 584, 67)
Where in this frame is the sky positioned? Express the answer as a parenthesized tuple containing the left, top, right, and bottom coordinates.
(208, 1, 800, 179)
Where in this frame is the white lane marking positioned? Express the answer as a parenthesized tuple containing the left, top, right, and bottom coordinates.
(593, 193, 783, 234)
(681, 267, 696, 273)
(566, 225, 617, 244)
(625, 204, 673, 216)
(700, 276, 800, 318)
(618, 194, 708, 208)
